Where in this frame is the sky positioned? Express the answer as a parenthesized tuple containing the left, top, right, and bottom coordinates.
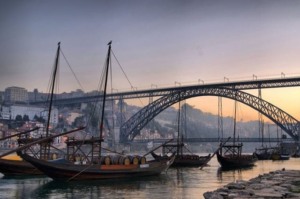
(1, 0, 300, 121)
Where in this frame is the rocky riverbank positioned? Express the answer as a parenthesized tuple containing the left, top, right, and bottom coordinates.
(203, 169, 300, 198)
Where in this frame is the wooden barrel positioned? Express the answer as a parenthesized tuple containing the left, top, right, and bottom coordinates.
(118, 156, 131, 165)
(104, 155, 112, 165)
(69, 155, 74, 161)
(138, 156, 147, 164)
(75, 155, 81, 162)
(128, 155, 139, 165)
(100, 156, 112, 165)
(112, 155, 121, 165)
(52, 153, 57, 160)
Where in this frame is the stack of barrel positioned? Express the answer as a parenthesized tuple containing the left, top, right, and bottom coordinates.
(100, 155, 146, 165)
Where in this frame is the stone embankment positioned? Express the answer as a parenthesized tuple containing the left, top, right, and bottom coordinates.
(204, 169, 300, 199)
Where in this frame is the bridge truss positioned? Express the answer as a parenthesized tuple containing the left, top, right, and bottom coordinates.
(120, 87, 300, 142)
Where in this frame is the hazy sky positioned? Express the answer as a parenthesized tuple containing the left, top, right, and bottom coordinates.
(1, 0, 300, 120)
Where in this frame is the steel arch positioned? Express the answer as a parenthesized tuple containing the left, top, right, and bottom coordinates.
(120, 87, 300, 142)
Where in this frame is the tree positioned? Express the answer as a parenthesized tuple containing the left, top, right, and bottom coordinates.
(33, 114, 46, 123)
(15, 114, 24, 127)
(15, 115, 22, 122)
(23, 114, 30, 122)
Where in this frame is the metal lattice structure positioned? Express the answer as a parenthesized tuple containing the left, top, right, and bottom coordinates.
(31, 76, 300, 106)
(120, 87, 300, 142)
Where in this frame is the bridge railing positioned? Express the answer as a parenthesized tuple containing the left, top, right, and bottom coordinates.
(130, 138, 294, 143)
(30, 76, 300, 105)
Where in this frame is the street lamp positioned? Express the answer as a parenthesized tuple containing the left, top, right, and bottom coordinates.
(175, 81, 181, 86)
(111, 88, 118, 93)
(131, 86, 138, 91)
(198, 79, 204, 84)
(151, 84, 158, 89)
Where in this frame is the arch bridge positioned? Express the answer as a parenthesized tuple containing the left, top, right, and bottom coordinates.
(120, 87, 300, 143)
(28, 76, 300, 143)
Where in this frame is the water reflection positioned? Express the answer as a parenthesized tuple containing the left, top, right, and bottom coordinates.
(30, 174, 172, 199)
(0, 157, 299, 199)
(217, 166, 254, 182)
(0, 176, 50, 198)
(2, 174, 46, 180)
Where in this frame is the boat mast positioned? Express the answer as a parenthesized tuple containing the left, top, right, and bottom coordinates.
(184, 102, 187, 145)
(46, 42, 60, 137)
(177, 100, 181, 155)
(99, 41, 112, 156)
(233, 99, 237, 146)
(262, 120, 264, 147)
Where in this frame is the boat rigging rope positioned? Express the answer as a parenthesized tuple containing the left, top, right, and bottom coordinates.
(60, 49, 85, 91)
(67, 163, 95, 181)
(183, 145, 196, 156)
(111, 49, 144, 106)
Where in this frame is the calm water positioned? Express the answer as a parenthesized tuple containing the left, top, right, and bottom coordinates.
(1, 156, 300, 199)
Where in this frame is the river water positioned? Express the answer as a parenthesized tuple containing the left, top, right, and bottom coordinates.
(1, 156, 300, 199)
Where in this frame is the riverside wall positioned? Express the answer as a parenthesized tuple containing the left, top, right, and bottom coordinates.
(204, 169, 300, 199)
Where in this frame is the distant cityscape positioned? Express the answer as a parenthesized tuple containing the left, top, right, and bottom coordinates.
(0, 86, 168, 150)
(0, 86, 83, 149)
(0, 86, 88, 121)
(0, 85, 292, 153)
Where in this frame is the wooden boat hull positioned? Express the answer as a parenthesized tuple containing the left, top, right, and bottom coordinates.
(271, 153, 290, 161)
(253, 152, 271, 160)
(216, 152, 257, 169)
(253, 147, 280, 160)
(0, 158, 43, 175)
(18, 151, 174, 181)
(151, 152, 211, 167)
(173, 154, 211, 167)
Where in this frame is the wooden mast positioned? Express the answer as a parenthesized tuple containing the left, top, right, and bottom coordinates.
(98, 41, 112, 156)
(43, 42, 60, 159)
(46, 42, 60, 137)
(177, 100, 181, 156)
(233, 99, 237, 146)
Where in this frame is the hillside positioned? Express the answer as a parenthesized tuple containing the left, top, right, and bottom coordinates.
(128, 103, 284, 139)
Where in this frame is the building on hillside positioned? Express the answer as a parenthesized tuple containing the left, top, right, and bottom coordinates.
(4, 86, 29, 104)
(0, 106, 10, 120)
(4, 86, 28, 104)
(60, 89, 85, 99)
(0, 104, 58, 127)
(28, 89, 49, 102)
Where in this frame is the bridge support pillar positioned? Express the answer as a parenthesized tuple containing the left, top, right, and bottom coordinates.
(297, 130, 300, 156)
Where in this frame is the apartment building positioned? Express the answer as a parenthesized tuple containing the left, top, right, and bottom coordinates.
(4, 86, 28, 104)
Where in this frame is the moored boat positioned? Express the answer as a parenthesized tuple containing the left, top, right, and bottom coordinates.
(151, 102, 211, 167)
(0, 43, 79, 176)
(217, 100, 257, 169)
(253, 121, 278, 160)
(0, 154, 42, 175)
(217, 142, 257, 169)
(17, 41, 175, 181)
(151, 143, 211, 167)
(271, 147, 290, 161)
(18, 149, 174, 181)
(253, 147, 275, 160)
(0, 127, 47, 176)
